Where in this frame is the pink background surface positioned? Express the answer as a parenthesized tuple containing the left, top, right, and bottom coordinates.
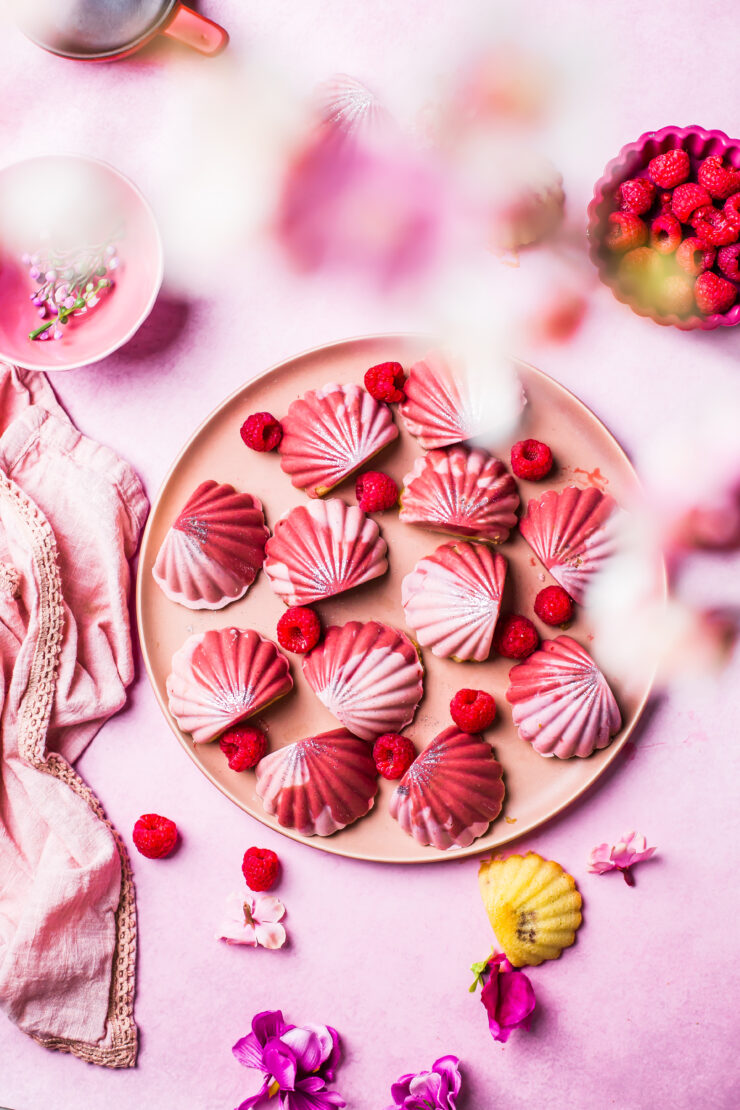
(2, 2, 740, 1108)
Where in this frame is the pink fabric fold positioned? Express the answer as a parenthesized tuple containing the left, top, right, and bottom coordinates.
(0, 363, 147, 1067)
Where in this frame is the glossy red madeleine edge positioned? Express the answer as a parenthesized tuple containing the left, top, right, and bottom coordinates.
(587, 125, 740, 331)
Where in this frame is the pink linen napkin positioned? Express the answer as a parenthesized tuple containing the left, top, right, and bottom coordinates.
(0, 364, 148, 1067)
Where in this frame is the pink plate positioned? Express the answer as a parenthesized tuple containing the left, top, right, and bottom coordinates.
(0, 155, 162, 370)
(136, 334, 661, 863)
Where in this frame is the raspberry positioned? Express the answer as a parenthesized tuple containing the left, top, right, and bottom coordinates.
(658, 191, 673, 211)
(617, 246, 660, 291)
(449, 689, 496, 732)
(240, 412, 283, 452)
(717, 244, 740, 282)
(723, 192, 740, 231)
(694, 271, 737, 316)
(649, 212, 681, 254)
(372, 733, 416, 779)
(219, 725, 267, 771)
(132, 814, 178, 859)
(510, 439, 553, 481)
(657, 274, 695, 317)
(242, 847, 280, 892)
(604, 211, 647, 254)
(697, 155, 740, 201)
(364, 361, 406, 403)
(690, 205, 739, 247)
(493, 614, 539, 659)
(647, 148, 690, 189)
(534, 585, 574, 626)
(675, 236, 716, 276)
(356, 470, 399, 512)
(616, 177, 656, 215)
(277, 606, 321, 653)
(670, 182, 711, 223)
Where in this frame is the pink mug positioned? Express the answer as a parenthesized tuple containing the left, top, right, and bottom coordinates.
(19, 0, 229, 61)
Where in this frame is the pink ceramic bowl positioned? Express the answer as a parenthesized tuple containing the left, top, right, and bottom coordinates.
(587, 125, 740, 331)
(0, 155, 163, 370)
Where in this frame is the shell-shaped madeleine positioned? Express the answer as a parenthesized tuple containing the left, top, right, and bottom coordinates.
(400, 446, 520, 543)
(506, 635, 621, 758)
(402, 541, 507, 661)
(255, 729, 378, 836)
(399, 352, 474, 449)
(279, 382, 398, 497)
(166, 628, 292, 744)
(519, 485, 618, 605)
(263, 499, 388, 606)
(302, 620, 423, 741)
(478, 852, 582, 967)
(390, 727, 505, 850)
(152, 480, 269, 610)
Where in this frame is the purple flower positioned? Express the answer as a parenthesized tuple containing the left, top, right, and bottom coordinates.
(479, 953, 536, 1044)
(232, 1010, 344, 1110)
(387, 1055, 461, 1109)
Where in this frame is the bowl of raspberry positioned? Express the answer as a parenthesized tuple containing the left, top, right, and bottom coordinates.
(587, 125, 740, 330)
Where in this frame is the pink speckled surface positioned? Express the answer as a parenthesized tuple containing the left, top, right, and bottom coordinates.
(1, 3, 740, 1109)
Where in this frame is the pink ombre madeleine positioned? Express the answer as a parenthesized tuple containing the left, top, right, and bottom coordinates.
(278, 381, 398, 497)
(152, 480, 268, 610)
(400, 446, 519, 543)
(519, 485, 618, 605)
(402, 541, 507, 661)
(263, 498, 388, 606)
(166, 628, 292, 744)
(255, 729, 378, 836)
(302, 620, 423, 741)
(506, 635, 621, 759)
(399, 351, 475, 449)
(390, 727, 505, 850)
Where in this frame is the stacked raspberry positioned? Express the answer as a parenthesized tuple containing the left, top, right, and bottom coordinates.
(605, 148, 740, 317)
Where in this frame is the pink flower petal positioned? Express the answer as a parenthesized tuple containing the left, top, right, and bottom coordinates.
(255, 921, 287, 949)
(589, 831, 657, 876)
(281, 1026, 324, 1071)
(497, 970, 536, 1031)
(253, 893, 286, 924)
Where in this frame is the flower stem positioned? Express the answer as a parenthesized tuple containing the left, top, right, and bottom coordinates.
(28, 279, 108, 341)
(621, 866, 635, 887)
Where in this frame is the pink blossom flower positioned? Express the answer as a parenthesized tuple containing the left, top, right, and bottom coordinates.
(233, 1010, 344, 1110)
(276, 122, 447, 290)
(588, 831, 656, 886)
(387, 1055, 461, 1109)
(477, 953, 536, 1043)
(217, 891, 286, 949)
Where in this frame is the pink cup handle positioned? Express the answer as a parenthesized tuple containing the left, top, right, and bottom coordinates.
(161, 3, 229, 56)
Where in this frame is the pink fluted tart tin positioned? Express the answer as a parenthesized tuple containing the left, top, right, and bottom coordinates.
(137, 334, 661, 864)
(587, 125, 740, 330)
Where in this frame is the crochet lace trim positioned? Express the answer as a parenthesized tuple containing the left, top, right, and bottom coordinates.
(0, 471, 138, 1068)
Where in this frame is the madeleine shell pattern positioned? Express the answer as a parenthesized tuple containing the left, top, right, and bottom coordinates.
(152, 480, 269, 610)
(166, 627, 293, 744)
(390, 726, 505, 850)
(401, 541, 507, 661)
(506, 634, 622, 758)
(302, 620, 423, 741)
(519, 485, 618, 605)
(478, 852, 582, 967)
(263, 498, 388, 606)
(400, 446, 520, 543)
(278, 381, 398, 497)
(255, 729, 379, 836)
